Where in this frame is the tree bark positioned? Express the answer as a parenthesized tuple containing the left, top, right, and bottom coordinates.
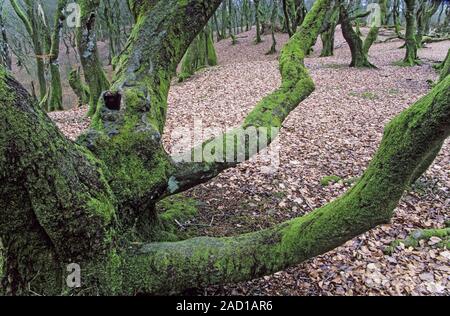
(47, 0, 68, 112)
(282, 0, 293, 37)
(403, 0, 419, 65)
(76, 0, 110, 117)
(254, 0, 263, 43)
(320, 2, 339, 57)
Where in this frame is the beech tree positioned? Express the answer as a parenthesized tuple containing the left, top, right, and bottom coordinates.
(76, 0, 110, 117)
(339, 2, 375, 67)
(319, 1, 339, 57)
(254, 0, 263, 43)
(0, 0, 449, 296)
(9, 0, 48, 100)
(415, 0, 440, 48)
(403, 0, 420, 65)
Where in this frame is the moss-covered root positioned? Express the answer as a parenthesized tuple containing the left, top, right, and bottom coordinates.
(107, 62, 450, 296)
(386, 227, 450, 254)
(68, 68, 90, 107)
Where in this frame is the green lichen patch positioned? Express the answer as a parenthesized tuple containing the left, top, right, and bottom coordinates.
(320, 175, 342, 186)
(349, 91, 379, 100)
(385, 226, 450, 254)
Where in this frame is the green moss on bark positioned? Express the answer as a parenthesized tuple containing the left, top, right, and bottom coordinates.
(403, 0, 420, 66)
(69, 68, 90, 107)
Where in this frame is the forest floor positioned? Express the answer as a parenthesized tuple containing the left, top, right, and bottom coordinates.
(49, 27, 450, 296)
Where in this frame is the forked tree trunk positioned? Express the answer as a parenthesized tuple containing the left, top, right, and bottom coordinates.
(9, 0, 47, 100)
(1, 0, 449, 296)
(339, 4, 375, 68)
(415, 0, 440, 48)
(68, 67, 90, 107)
(362, 0, 387, 55)
(282, 0, 293, 37)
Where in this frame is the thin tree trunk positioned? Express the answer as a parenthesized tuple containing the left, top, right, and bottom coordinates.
(282, 0, 293, 37)
(76, 0, 110, 117)
(404, 0, 419, 65)
(267, 0, 278, 54)
(47, 0, 68, 112)
(255, 0, 263, 43)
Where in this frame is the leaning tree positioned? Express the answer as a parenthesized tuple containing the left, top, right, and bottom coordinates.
(0, 0, 449, 296)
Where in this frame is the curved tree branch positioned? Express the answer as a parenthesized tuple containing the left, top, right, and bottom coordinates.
(165, 0, 331, 197)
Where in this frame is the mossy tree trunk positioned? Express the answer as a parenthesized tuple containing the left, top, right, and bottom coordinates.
(320, 2, 339, 57)
(267, 0, 278, 54)
(403, 0, 420, 65)
(213, 12, 223, 41)
(292, 0, 307, 33)
(1, 0, 449, 296)
(9, 0, 47, 100)
(46, 0, 68, 112)
(339, 4, 375, 68)
(254, 0, 263, 43)
(392, 0, 403, 38)
(282, 0, 294, 37)
(243, 0, 251, 31)
(228, 0, 234, 40)
(68, 67, 90, 107)
(221, 1, 228, 38)
(415, 0, 440, 48)
(438, 48, 450, 82)
(76, 0, 110, 117)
